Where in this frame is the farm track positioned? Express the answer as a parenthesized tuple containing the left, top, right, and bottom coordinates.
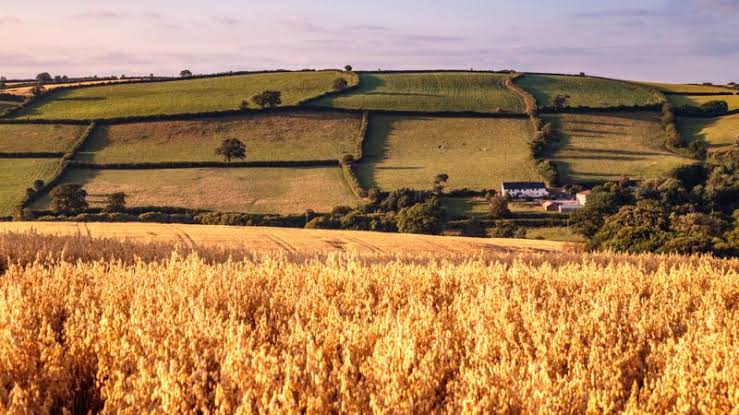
(0, 222, 573, 254)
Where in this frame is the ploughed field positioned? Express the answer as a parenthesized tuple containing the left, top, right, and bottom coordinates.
(32, 166, 359, 215)
(76, 111, 362, 163)
(0, 123, 85, 153)
(357, 115, 540, 191)
(0, 158, 61, 216)
(313, 72, 526, 113)
(517, 74, 662, 108)
(545, 112, 691, 182)
(13, 71, 354, 120)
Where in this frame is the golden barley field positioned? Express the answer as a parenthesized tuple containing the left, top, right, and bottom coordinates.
(0, 232, 738, 414)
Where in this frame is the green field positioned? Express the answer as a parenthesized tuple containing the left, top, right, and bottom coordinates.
(668, 94, 739, 111)
(76, 112, 362, 163)
(0, 124, 84, 153)
(641, 82, 736, 94)
(443, 197, 491, 218)
(0, 158, 61, 216)
(545, 112, 691, 182)
(518, 74, 662, 108)
(357, 115, 540, 191)
(313, 72, 525, 113)
(677, 115, 739, 154)
(14, 71, 354, 120)
(33, 167, 359, 214)
(525, 226, 585, 242)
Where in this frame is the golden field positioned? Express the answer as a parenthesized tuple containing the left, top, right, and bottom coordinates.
(0, 231, 737, 413)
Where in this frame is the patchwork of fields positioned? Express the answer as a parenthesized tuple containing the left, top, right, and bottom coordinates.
(677, 114, 739, 154)
(314, 72, 525, 113)
(357, 115, 540, 191)
(32, 167, 359, 214)
(545, 112, 691, 182)
(76, 112, 362, 163)
(14, 71, 353, 120)
(0, 124, 84, 153)
(640, 81, 736, 94)
(0, 158, 61, 216)
(518, 74, 662, 108)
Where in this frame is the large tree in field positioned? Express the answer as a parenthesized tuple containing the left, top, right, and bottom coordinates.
(215, 138, 247, 162)
(104, 192, 127, 213)
(36, 72, 53, 84)
(251, 90, 282, 109)
(180, 69, 193, 78)
(49, 184, 88, 215)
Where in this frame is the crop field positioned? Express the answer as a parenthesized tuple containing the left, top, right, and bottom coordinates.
(0, 123, 84, 153)
(1, 233, 737, 413)
(677, 114, 739, 154)
(518, 74, 662, 108)
(545, 112, 691, 182)
(0, 158, 61, 216)
(668, 94, 739, 111)
(2, 79, 137, 96)
(313, 72, 526, 113)
(76, 112, 362, 163)
(14, 71, 353, 120)
(357, 115, 540, 191)
(641, 81, 737, 94)
(33, 166, 358, 214)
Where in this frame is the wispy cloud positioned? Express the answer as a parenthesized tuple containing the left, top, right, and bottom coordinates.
(71, 10, 125, 20)
(211, 16, 240, 25)
(345, 24, 391, 32)
(575, 8, 654, 19)
(401, 34, 464, 43)
(0, 17, 22, 24)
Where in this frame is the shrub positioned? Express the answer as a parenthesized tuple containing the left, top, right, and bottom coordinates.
(251, 90, 282, 109)
(104, 192, 127, 213)
(490, 222, 526, 238)
(333, 78, 349, 91)
(397, 199, 444, 235)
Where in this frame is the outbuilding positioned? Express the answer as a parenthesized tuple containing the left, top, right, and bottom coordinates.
(501, 182, 548, 199)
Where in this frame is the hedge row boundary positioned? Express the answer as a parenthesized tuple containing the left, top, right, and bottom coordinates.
(298, 71, 362, 107)
(69, 159, 340, 170)
(0, 152, 64, 158)
(663, 91, 737, 96)
(18, 121, 97, 211)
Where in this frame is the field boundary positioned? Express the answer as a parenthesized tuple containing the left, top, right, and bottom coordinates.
(68, 159, 340, 170)
(664, 91, 737, 96)
(0, 152, 64, 158)
(298, 71, 362, 107)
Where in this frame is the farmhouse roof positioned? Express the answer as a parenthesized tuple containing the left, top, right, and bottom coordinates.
(502, 182, 547, 190)
(542, 201, 559, 208)
(577, 190, 591, 196)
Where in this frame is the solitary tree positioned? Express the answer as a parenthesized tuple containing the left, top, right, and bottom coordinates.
(36, 72, 53, 84)
(333, 78, 349, 91)
(180, 69, 193, 78)
(251, 90, 282, 109)
(344, 65, 353, 72)
(433, 173, 449, 194)
(215, 138, 247, 162)
(104, 192, 127, 212)
(49, 184, 88, 215)
(551, 94, 569, 110)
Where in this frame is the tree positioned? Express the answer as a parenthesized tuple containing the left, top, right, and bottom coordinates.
(36, 72, 53, 84)
(397, 199, 444, 235)
(571, 184, 633, 238)
(344, 65, 353, 72)
(551, 94, 569, 110)
(488, 195, 510, 219)
(251, 90, 282, 109)
(215, 138, 246, 162)
(333, 78, 349, 91)
(104, 192, 127, 213)
(589, 200, 670, 253)
(239, 100, 249, 111)
(33, 180, 45, 191)
(432, 173, 449, 194)
(490, 222, 526, 239)
(180, 69, 193, 78)
(30, 84, 47, 96)
(49, 184, 88, 215)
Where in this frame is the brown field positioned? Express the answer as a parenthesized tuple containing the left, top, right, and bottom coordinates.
(2, 79, 141, 96)
(0, 231, 736, 413)
(0, 123, 85, 153)
(0, 222, 570, 253)
(32, 167, 359, 214)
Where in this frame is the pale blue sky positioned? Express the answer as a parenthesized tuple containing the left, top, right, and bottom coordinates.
(1, 0, 738, 82)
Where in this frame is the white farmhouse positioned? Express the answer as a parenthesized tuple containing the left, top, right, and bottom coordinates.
(500, 182, 549, 199)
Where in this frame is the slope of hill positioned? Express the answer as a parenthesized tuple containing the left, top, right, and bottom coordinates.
(313, 72, 525, 113)
(0, 159, 62, 216)
(0, 124, 86, 154)
(518, 74, 662, 108)
(640, 81, 736, 94)
(13, 71, 354, 120)
(677, 114, 739, 154)
(668, 94, 739, 111)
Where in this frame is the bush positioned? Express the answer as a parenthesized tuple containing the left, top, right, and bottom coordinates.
(490, 222, 526, 238)
(397, 199, 445, 235)
(251, 90, 282, 109)
(49, 184, 88, 215)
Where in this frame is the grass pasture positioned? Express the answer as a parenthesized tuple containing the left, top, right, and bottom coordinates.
(2, 79, 137, 96)
(641, 82, 737, 94)
(545, 112, 691, 182)
(33, 167, 358, 214)
(0, 124, 85, 153)
(668, 94, 739, 111)
(76, 112, 362, 163)
(15, 71, 354, 120)
(0, 158, 61, 216)
(518, 74, 662, 108)
(677, 115, 739, 154)
(313, 72, 525, 113)
(357, 115, 540, 191)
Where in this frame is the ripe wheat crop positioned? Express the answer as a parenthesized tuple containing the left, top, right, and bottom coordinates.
(0, 233, 738, 413)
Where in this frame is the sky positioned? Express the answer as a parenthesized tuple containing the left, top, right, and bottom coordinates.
(1, 0, 738, 83)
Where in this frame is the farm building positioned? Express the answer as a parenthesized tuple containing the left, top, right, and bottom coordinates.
(542, 201, 560, 212)
(576, 190, 591, 205)
(558, 203, 584, 213)
(501, 182, 548, 199)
